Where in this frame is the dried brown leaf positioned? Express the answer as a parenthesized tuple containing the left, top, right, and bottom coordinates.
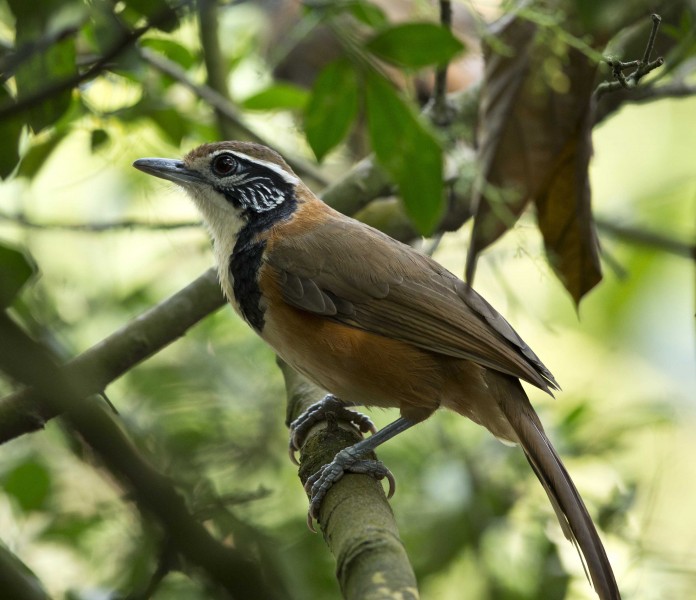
(535, 130, 602, 305)
(467, 9, 603, 303)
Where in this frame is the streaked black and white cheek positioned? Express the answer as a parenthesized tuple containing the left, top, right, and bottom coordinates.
(241, 180, 287, 212)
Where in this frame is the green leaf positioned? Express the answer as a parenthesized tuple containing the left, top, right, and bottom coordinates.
(149, 107, 189, 145)
(304, 59, 359, 161)
(348, 0, 388, 28)
(42, 514, 102, 544)
(123, 0, 178, 32)
(6, 0, 59, 22)
(140, 38, 195, 69)
(241, 83, 309, 111)
(365, 72, 443, 234)
(17, 130, 67, 179)
(0, 86, 23, 179)
(90, 128, 110, 151)
(366, 22, 464, 68)
(3, 459, 52, 512)
(0, 242, 37, 309)
(8, 0, 77, 132)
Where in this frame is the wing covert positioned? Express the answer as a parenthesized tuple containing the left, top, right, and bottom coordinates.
(266, 212, 558, 393)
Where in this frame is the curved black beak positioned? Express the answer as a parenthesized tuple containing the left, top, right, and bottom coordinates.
(133, 158, 204, 185)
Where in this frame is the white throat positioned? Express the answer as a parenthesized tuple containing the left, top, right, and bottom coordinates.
(185, 186, 245, 304)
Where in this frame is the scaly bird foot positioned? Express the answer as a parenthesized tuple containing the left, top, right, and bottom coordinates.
(288, 394, 377, 465)
(304, 447, 396, 531)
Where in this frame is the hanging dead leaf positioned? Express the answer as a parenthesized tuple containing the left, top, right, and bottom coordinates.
(535, 129, 602, 305)
(467, 9, 603, 304)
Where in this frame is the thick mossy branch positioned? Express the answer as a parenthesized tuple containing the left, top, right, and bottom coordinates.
(278, 359, 419, 600)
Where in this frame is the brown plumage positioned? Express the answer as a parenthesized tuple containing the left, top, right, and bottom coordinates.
(133, 141, 620, 599)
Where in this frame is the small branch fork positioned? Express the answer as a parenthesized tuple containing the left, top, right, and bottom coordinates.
(595, 14, 664, 99)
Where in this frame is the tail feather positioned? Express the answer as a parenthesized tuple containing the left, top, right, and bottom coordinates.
(489, 373, 621, 600)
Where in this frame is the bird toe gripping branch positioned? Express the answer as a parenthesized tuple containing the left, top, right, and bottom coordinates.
(288, 394, 377, 466)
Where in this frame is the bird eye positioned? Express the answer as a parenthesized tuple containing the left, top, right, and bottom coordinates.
(211, 154, 237, 177)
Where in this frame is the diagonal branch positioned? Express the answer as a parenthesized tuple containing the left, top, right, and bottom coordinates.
(593, 79, 696, 125)
(0, 312, 277, 599)
(0, 23, 81, 83)
(0, 542, 51, 600)
(0, 211, 199, 232)
(0, 269, 224, 444)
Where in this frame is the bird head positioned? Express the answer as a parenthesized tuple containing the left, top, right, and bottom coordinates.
(133, 141, 301, 239)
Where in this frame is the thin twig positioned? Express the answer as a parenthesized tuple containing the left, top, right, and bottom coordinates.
(4, 211, 691, 260)
(593, 79, 696, 125)
(0, 211, 199, 232)
(596, 217, 695, 259)
(197, 0, 238, 141)
(423, 232, 444, 257)
(123, 540, 178, 600)
(595, 13, 664, 99)
(432, 0, 453, 125)
(641, 13, 662, 66)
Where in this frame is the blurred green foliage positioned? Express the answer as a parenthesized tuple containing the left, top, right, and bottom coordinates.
(0, 0, 694, 599)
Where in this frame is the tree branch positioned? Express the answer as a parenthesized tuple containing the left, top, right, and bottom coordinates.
(0, 23, 81, 82)
(595, 216, 695, 259)
(594, 13, 664, 100)
(431, 0, 454, 126)
(0, 269, 224, 444)
(0, 211, 199, 232)
(278, 360, 419, 600)
(0, 542, 50, 600)
(197, 0, 239, 141)
(593, 79, 696, 125)
(0, 312, 277, 599)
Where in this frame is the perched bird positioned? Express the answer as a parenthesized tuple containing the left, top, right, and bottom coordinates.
(134, 141, 620, 599)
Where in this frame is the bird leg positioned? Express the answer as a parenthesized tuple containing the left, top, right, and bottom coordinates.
(288, 394, 377, 465)
(305, 416, 418, 530)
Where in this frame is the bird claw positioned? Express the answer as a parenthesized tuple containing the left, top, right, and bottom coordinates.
(288, 395, 377, 465)
(305, 448, 396, 531)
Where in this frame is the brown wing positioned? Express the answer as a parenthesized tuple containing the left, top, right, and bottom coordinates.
(266, 212, 558, 394)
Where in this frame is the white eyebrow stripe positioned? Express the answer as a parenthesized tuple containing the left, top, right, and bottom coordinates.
(210, 149, 300, 185)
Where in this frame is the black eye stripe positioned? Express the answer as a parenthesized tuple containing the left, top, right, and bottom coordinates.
(211, 153, 238, 177)
(210, 153, 298, 214)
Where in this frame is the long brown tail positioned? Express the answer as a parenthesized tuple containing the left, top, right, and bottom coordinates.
(487, 371, 621, 600)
